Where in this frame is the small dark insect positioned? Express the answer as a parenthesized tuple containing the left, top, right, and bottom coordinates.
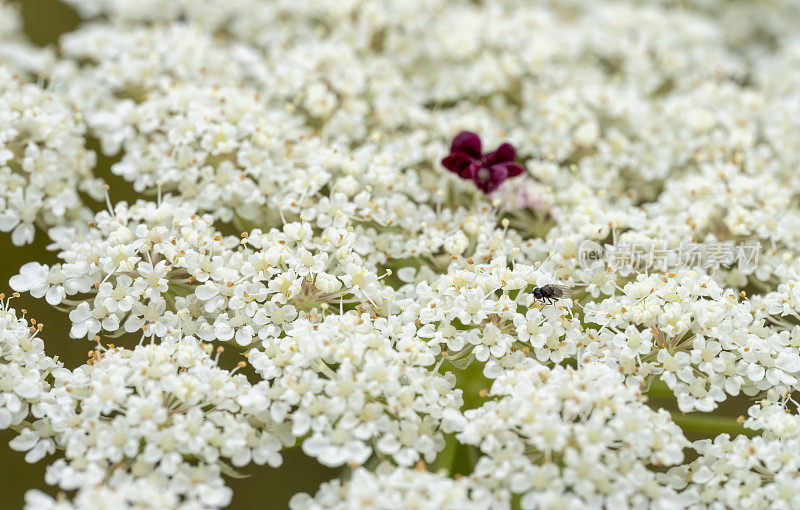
(532, 285, 572, 305)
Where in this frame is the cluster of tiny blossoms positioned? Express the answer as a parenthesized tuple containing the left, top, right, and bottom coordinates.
(452, 362, 689, 509)
(3, 0, 800, 508)
(0, 296, 62, 440)
(0, 2, 53, 76)
(663, 398, 800, 509)
(10, 198, 395, 345)
(582, 270, 800, 413)
(247, 313, 462, 468)
(290, 465, 506, 510)
(13, 325, 292, 509)
(0, 66, 103, 245)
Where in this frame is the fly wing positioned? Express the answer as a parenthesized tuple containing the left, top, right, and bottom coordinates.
(552, 285, 573, 298)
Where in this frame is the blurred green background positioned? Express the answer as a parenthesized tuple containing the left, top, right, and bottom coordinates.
(0, 1, 338, 508)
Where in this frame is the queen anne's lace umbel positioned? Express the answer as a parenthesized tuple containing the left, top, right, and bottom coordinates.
(4, 0, 800, 508)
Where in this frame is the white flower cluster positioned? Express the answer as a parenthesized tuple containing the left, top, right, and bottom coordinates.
(24, 465, 232, 510)
(0, 1, 53, 75)
(42, 18, 513, 284)
(0, 1, 21, 41)
(13, 334, 292, 509)
(664, 399, 800, 509)
(0, 67, 103, 245)
(0, 297, 62, 435)
(451, 362, 689, 509)
(581, 271, 800, 413)
(400, 256, 582, 370)
(4, 0, 800, 508)
(10, 199, 396, 346)
(247, 313, 462, 468)
(289, 465, 506, 510)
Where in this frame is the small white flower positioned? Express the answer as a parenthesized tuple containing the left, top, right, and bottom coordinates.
(10, 262, 65, 305)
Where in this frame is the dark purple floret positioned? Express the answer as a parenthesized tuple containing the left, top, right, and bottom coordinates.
(441, 131, 483, 179)
(441, 131, 524, 193)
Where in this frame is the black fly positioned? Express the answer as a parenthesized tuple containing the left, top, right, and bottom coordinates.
(532, 285, 572, 305)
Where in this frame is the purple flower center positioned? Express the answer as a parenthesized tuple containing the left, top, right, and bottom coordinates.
(441, 131, 524, 193)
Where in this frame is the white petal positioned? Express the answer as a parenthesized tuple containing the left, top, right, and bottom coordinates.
(776, 352, 800, 373)
(45, 285, 65, 305)
(195, 283, 220, 301)
(12, 223, 35, 246)
(125, 315, 146, 333)
(14, 380, 40, 400)
(0, 409, 12, 429)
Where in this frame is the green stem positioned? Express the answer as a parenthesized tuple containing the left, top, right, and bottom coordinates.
(670, 413, 755, 437)
(645, 379, 674, 398)
(430, 433, 459, 474)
